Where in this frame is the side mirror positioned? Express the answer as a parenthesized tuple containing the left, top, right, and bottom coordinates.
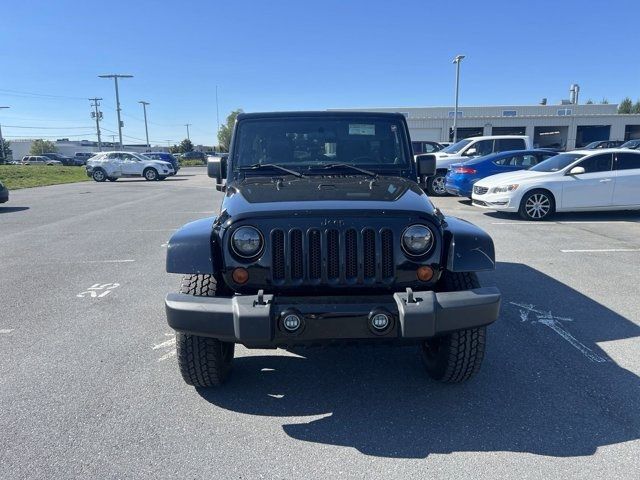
(568, 166, 585, 175)
(416, 154, 436, 177)
(207, 157, 221, 182)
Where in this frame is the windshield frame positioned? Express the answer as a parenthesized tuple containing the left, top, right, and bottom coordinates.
(528, 153, 586, 172)
(441, 139, 472, 154)
(228, 115, 415, 180)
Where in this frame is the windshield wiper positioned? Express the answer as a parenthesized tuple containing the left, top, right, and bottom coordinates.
(309, 163, 378, 178)
(239, 163, 304, 178)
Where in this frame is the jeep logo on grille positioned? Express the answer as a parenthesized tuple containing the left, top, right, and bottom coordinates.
(320, 219, 345, 227)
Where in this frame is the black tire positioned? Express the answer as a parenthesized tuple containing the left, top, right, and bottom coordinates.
(107, 177, 117, 182)
(143, 168, 158, 181)
(518, 189, 555, 221)
(176, 274, 234, 387)
(158, 176, 166, 181)
(92, 168, 107, 182)
(421, 271, 487, 383)
(426, 171, 448, 196)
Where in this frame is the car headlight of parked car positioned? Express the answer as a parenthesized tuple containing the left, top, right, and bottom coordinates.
(492, 184, 519, 193)
(231, 226, 264, 258)
(401, 224, 434, 256)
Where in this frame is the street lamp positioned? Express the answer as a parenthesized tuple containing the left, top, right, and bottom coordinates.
(452, 55, 465, 143)
(0, 106, 9, 163)
(98, 74, 133, 150)
(138, 101, 150, 148)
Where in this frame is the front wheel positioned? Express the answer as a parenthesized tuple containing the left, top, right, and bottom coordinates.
(176, 274, 234, 387)
(421, 271, 486, 383)
(426, 172, 448, 196)
(518, 189, 555, 221)
(143, 168, 158, 181)
(92, 169, 107, 182)
(107, 177, 117, 182)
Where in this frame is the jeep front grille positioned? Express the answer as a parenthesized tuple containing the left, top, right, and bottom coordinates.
(270, 228, 394, 284)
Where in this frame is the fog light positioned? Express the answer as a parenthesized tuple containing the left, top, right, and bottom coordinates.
(283, 313, 302, 332)
(232, 267, 249, 284)
(371, 313, 390, 331)
(417, 265, 434, 282)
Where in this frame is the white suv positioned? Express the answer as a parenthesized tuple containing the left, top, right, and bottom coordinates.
(423, 135, 532, 195)
(86, 151, 174, 182)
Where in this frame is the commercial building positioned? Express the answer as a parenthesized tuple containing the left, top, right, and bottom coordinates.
(334, 103, 640, 152)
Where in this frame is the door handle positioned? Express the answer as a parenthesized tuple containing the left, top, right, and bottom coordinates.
(599, 178, 612, 183)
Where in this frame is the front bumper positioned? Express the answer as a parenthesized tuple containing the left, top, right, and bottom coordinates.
(165, 288, 501, 347)
(0, 189, 8, 203)
(471, 192, 519, 211)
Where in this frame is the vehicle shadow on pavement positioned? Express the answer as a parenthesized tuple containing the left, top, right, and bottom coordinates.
(197, 262, 640, 458)
(0, 206, 29, 214)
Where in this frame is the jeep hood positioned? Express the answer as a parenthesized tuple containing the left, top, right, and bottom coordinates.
(220, 176, 436, 218)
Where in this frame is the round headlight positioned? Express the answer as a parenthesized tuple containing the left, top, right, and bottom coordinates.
(231, 226, 263, 258)
(402, 224, 434, 256)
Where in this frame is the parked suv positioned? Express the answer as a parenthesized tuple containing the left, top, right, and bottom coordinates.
(181, 151, 206, 162)
(143, 152, 180, 174)
(73, 152, 95, 165)
(164, 111, 501, 387)
(424, 135, 532, 196)
(42, 152, 75, 166)
(86, 151, 174, 182)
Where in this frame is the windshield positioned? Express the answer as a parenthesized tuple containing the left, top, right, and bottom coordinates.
(584, 141, 601, 149)
(621, 140, 640, 148)
(441, 139, 472, 154)
(529, 153, 585, 172)
(133, 153, 154, 161)
(232, 117, 409, 173)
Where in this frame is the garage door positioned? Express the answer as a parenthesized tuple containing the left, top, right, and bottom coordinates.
(410, 128, 442, 142)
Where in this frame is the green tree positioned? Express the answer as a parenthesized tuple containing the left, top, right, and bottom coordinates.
(600, 98, 609, 105)
(633, 100, 640, 114)
(618, 97, 633, 114)
(29, 139, 57, 155)
(585, 99, 594, 104)
(217, 109, 243, 151)
(179, 138, 194, 153)
(169, 144, 181, 154)
(1, 139, 11, 162)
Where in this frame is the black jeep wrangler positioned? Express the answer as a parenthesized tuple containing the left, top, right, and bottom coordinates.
(165, 112, 500, 387)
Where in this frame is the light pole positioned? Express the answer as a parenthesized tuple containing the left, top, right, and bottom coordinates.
(452, 55, 465, 143)
(138, 101, 150, 147)
(0, 106, 9, 163)
(89, 98, 103, 151)
(99, 74, 133, 150)
(184, 123, 191, 141)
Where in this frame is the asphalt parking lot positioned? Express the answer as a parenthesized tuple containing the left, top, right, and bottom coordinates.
(1, 167, 639, 479)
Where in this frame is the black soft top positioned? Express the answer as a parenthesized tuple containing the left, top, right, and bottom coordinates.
(237, 111, 407, 121)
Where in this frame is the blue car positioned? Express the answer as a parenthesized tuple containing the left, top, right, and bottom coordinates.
(444, 149, 557, 197)
(144, 152, 180, 174)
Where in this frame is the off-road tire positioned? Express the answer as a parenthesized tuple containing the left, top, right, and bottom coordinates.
(426, 171, 448, 196)
(176, 274, 234, 387)
(92, 168, 107, 182)
(421, 271, 487, 383)
(143, 167, 158, 181)
(518, 189, 555, 221)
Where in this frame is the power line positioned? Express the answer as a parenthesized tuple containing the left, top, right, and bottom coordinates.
(3, 125, 95, 129)
(0, 88, 87, 100)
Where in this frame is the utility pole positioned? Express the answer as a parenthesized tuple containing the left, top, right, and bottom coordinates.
(0, 106, 9, 163)
(89, 98, 103, 151)
(184, 123, 191, 141)
(215, 85, 220, 138)
(452, 55, 465, 143)
(138, 101, 150, 147)
(98, 74, 133, 150)
(166, 140, 171, 150)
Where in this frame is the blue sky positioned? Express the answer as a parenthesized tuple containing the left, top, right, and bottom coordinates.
(1, 0, 639, 146)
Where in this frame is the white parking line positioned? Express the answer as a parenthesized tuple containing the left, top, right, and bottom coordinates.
(79, 259, 135, 264)
(0, 329, 14, 334)
(561, 248, 640, 253)
(491, 222, 558, 225)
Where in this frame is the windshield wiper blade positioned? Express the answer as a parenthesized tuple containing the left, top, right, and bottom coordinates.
(239, 163, 304, 178)
(311, 163, 378, 178)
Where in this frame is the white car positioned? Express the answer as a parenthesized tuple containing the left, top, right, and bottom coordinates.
(471, 149, 640, 220)
(424, 135, 532, 196)
(86, 151, 174, 182)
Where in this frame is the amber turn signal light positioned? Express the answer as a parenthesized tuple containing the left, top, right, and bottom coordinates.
(416, 266, 434, 282)
(232, 267, 249, 284)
